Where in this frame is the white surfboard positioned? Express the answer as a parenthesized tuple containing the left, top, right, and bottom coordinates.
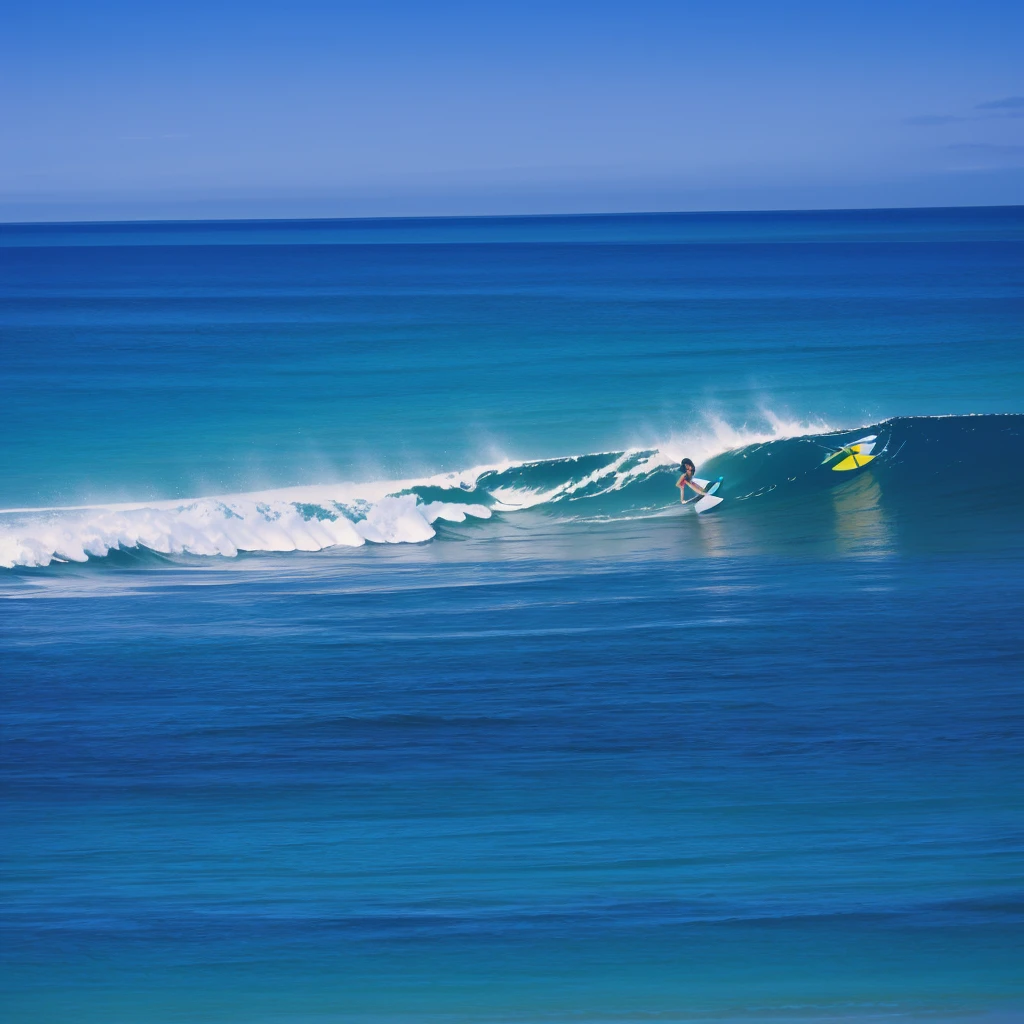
(684, 476, 724, 513)
(682, 477, 712, 503)
(694, 491, 723, 513)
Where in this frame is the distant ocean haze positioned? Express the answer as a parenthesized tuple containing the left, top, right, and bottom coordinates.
(0, 207, 1021, 512)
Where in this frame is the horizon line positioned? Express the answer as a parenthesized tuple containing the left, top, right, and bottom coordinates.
(3, 201, 1023, 229)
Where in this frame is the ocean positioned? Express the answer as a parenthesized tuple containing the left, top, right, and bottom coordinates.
(2, 207, 1023, 1022)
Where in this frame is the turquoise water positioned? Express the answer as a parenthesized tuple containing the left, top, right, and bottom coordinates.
(1, 208, 1023, 1022)
(2, 207, 1021, 509)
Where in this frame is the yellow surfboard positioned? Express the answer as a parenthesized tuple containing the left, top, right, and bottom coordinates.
(831, 449, 876, 472)
(823, 435, 878, 472)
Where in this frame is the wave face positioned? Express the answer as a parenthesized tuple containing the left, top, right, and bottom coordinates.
(3, 414, 1020, 568)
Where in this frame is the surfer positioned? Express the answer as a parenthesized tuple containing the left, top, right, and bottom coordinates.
(676, 459, 709, 504)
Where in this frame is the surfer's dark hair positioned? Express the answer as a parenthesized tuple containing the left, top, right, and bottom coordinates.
(681, 458, 695, 471)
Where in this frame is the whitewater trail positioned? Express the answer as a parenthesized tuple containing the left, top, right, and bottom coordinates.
(0, 415, 831, 568)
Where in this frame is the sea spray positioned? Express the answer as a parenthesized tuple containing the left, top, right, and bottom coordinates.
(3, 415, 1020, 568)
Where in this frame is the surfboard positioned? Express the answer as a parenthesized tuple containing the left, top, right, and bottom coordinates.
(682, 476, 720, 504)
(683, 476, 724, 513)
(694, 491, 723, 513)
(831, 451, 876, 471)
(822, 436, 877, 472)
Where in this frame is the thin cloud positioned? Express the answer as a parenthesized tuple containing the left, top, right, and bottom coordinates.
(117, 133, 191, 141)
(903, 114, 963, 126)
(947, 142, 1024, 156)
(976, 96, 1024, 110)
(905, 97, 1024, 126)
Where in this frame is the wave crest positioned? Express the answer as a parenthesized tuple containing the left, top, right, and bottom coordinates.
(0, 494, 492, 569)
(3, 414, 1020, 568)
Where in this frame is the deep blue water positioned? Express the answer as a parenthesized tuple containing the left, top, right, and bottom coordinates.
(1, 208, 1023, 1022)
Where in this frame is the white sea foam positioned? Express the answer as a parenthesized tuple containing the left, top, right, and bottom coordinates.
(0, 490, 493, 569)
(0, 415, 830, 568)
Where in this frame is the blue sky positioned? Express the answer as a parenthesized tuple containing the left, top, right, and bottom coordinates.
(2, 0, 1022, 220)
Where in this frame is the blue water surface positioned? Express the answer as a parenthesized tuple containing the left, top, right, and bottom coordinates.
(1, 208, 1023, 1022)
(1, 207, 1021, 506)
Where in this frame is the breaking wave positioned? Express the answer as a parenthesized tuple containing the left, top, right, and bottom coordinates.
(2, 414, 1021, 568)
